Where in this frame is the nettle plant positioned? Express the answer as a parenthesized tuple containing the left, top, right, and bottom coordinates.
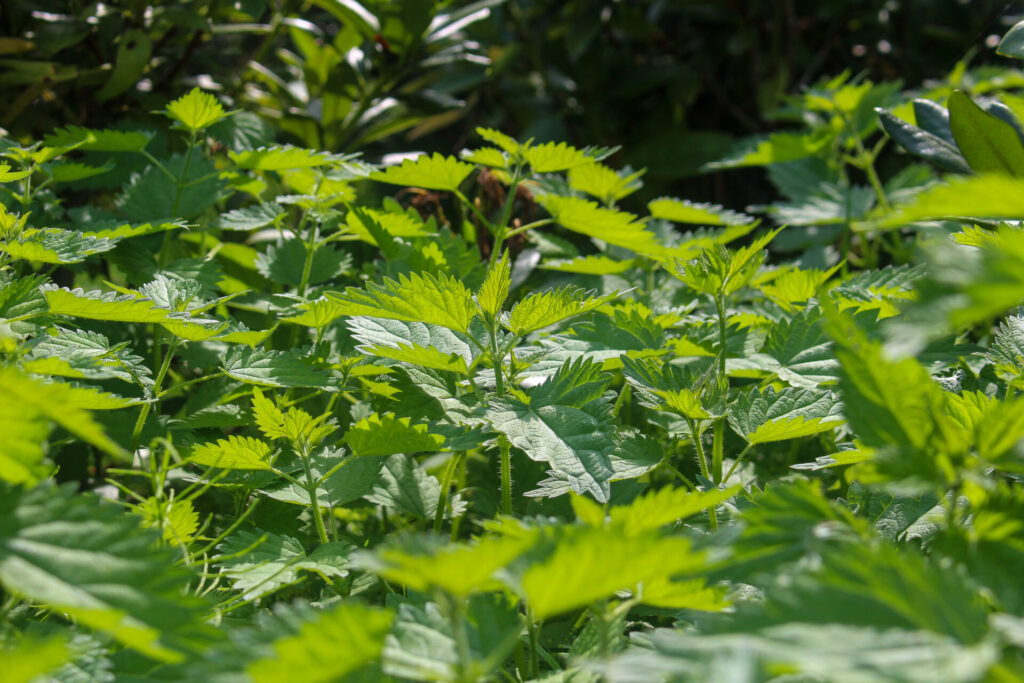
(2, 66, 1024, 681)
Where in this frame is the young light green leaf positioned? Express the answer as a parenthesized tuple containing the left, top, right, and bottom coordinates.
(539, 254, 635, 275)
(370, 153, 474, 191)
(327, 271, 477, 333)
(476, 127, 521, 155)
(228, 146, 338, 170)
(343, 413, 446, 457)
(166, 87, 228, 131)
(608, 485, 740, 536)
(2, 229, 117, 264)
(539, 194, 663, 255)
(477, 252, 511, 317)
(505, 285, 615, 336)
(524, 141, 593, 172)
(648, 197, 754, 226)
(704, 130, 832, 169)
(1, 636, 70, 683)
(569, 162, 644, 204)
(248, 603, 392, 683)
(43, 126, 153, 152)
(189, 435, 273, 470)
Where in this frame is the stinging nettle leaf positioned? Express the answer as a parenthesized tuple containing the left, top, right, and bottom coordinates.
(344, 413, 446, 457)
(648, 197, 754, 226)
(505, 285, 616, 336)
(947, 90, 1024, 177)
(729, 386, 844, 445)
(166, 87, 228, 131)
(327, 271, 477, 333)
(370, 153, 474, 192)
(218, 530, 351, 600)
(189, 435, 273, 470)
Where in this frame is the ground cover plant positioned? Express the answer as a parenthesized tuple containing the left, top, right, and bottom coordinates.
(6, 7, 1024, 683)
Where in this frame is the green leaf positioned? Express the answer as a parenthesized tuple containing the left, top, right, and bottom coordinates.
(0, 481, 213, 661)
(877, 108, 971, 174)
(343, 413, 446, 457)
(255, 238, 351, 287)
(607, 485, 739, 536)
(214, 203, 285, 231)
(43, 126, 153, 152)
(348, 316, 476, 373)
(165, 87, 228, 131)
(539, 194, 663, 255)
(477, 252, 511, 317)
(517, 525, 705, 620)
(524, 141, 593, 173)
(1, 636, 71, 683)
(461, 146, 508, 168)
(486, 358, 616, 502)
(222, 347, 335, 389)
(0, 368, 126, 483)
(247, 603, 392, 683)
(648, 197, 754, 226)
(987, 314, 1024, 383)
(50, 161, 115, 183)
(569, 162, 643, 204)
(189, 435, 273, 470)
(357, 533, 538, 597)
(326, 271, 477, 333)
(365, 454, 457, 520)
(505, 285, 615, 336)
(218, 530, 350, 600)
(729, 386, 844, 445)
(539, 254, 635, 275)
(370, 153, 474, 191)
(948, 90, 1024, 176)
(2, 228, 117, 264)
(116, 154, 226, 221)
(998, 19, 1024, 58)
(874, 174, 1024, 229)
(671, 227, 784, 297)
(475, 127, 521, 154)
(228, 146, 338, 170)
(263, 447, 383, 508)
(757, 308, 840, 388)
(704, 130, 832, 170)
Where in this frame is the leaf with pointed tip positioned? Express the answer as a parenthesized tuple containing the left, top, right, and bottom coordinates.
(648, 197, 754, 226)
(218, 530, 350, 600)
(229, 146, 338, 170)
(987, 315, 1024, 383)
(0, 369, 126, 483)
(189, 435, 273, 470)
(461, 147, 508, 168)
(505, 285, 615, 336)
(539, 194, 663, 255)
(487, 358, 616, 502)
(704, 130, 832, 169)
(517, 525, 705, 620)
(348, 316, 477, 372)
(877, 108, 971, 174)
(50, 161, 114, 183)
(344, 413, 446, 457)
(569, 162, 643, 203)
(214, 202, 285, 231)
(524, 141, 593, 172)
(729, 386, 844, 444)
(608, 485, 740, 536)
(357, 533, 538, 597)
(327, 271, 476, 333)
(2, 229, 117, 264)
(263, 447, 383, 508)
(222, 347, 335, 389)
(476, 127, 521, 154)
(477, 253, 511, 317)
(43, 126, 153, 152)
(365, 454, 457, 520)
(166, 87, 228, 131)
(116, 154, 225, 221)
(539, 254, 635, 275)
(346, 206, 430, 243)
(948, 90, 1024, 177)
(758, 308, 840, 387)
(873, 174, 1024, 229)
(247, 603, 392, 683)
(370, 153, 474, 191)
(0, 481, 214, 662)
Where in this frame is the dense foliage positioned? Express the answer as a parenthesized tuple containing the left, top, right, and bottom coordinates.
(5, 3, 1024, 682)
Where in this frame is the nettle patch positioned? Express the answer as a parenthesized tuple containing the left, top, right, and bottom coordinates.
(4, 40, 1024, 681)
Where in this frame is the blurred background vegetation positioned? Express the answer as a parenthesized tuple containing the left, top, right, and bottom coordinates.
(1, 0, 1019, 208)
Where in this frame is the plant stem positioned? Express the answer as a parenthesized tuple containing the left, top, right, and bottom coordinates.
(434, 452, 462, 533)
(499, 435, 513, 515)
(723, 442, 754, 483)
(489, 323, 506, 396)
(130, 338, 178, 453)
(685, 418, 717, 530)
(712, 419, 725, 484)
(299, 445, 330, 545)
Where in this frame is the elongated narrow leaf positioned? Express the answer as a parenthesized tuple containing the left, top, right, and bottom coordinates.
(43, 126, 153, 152)
(877, 108, 971, 174)
(3, 229, 117, 264)
(477, 252, 511, 317)
(608, 485, 739, 536)
(229, 146, 338, 170)
(649, 197, 754, 226)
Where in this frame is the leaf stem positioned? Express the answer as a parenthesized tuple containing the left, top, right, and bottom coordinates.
(130, 338, 179, 453)
(723, 442, 754, 483)
(434, 452, 463, 533)
(299, 445, 330, 545)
